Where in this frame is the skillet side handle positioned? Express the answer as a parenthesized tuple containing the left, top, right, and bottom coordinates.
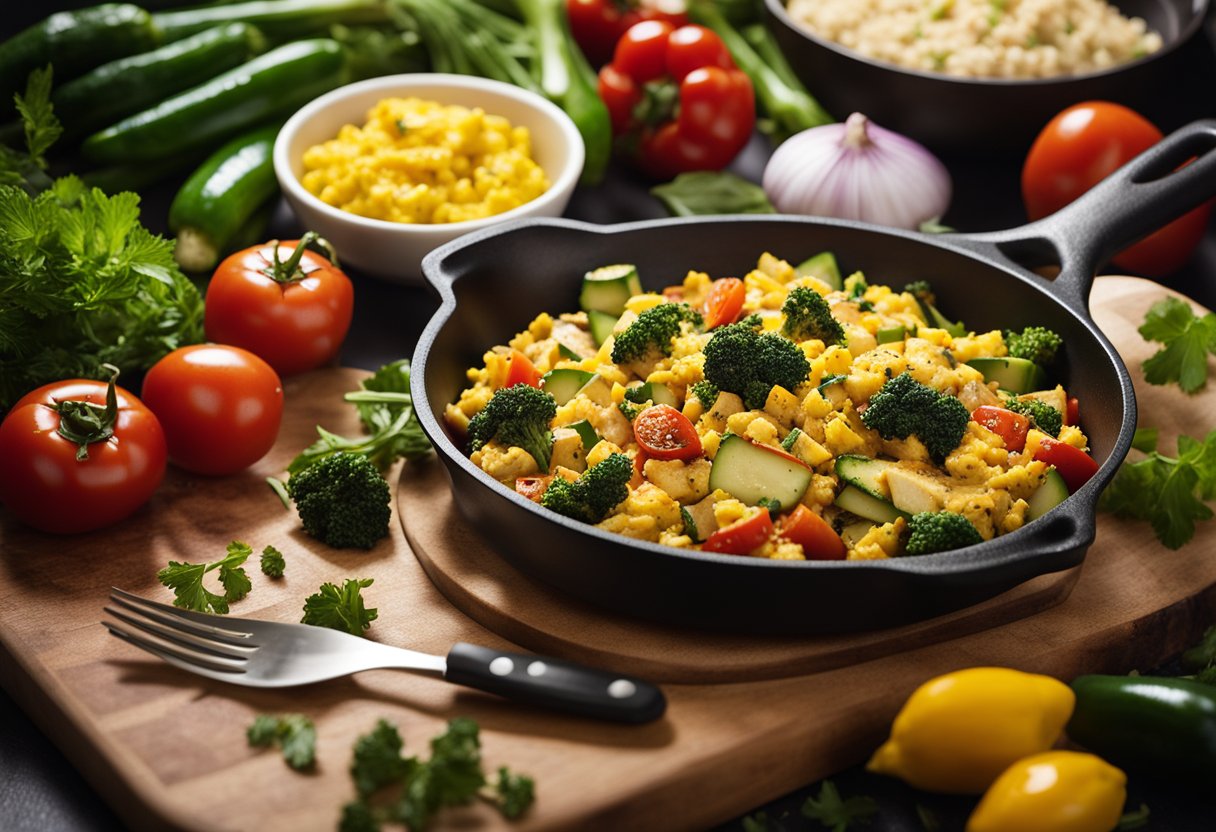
(968, 119, 1216, 311)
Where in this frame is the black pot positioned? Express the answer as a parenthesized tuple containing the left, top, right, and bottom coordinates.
(763, 0, 1212, 156)
(412, 120, 1216, 635)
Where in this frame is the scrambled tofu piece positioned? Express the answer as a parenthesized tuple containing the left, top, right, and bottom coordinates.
(596, 483, 684, 542)
(849, 518, 906, 560)
(470, 442, 538, 484)
(643, 458, 712, 504)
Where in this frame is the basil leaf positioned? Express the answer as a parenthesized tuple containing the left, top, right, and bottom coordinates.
(651, 171, 775, 217)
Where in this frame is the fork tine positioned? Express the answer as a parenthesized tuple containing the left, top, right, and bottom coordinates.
(109, 588, 257, 646)
(104, 605, 256, 661)
(103, 619, 248, 677)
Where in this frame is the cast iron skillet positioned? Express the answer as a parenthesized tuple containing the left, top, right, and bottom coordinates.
(413, 120, 1216, 636)
(763, 0, 1212, 154)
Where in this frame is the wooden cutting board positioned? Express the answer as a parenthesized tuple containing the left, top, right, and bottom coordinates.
(3, 276, 1216, 832)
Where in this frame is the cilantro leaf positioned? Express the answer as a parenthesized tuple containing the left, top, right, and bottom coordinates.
(301, 578, 378, 636)
(260, 545, 286, 578)
(801, 780, 877, 832)
(246, 713, 316, 770)
(1099, 430, 1216, 549)
(156, 541, 252, 614)
(1138, 297, 1216, 393)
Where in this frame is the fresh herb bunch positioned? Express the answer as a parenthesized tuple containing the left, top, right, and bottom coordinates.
(1099, 427, 1216, 549)
(157, 541, 253, 614)
(1138, 296, 1216, 394)
(301, 578, 378, 636)
(340, 717, 534, 832)
(247, 714, 317, 771)
(260, 545, 286, 578)
(0, 68, 203, 413)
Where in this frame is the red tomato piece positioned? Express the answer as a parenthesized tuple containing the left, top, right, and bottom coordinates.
(204, 234, 354, 377)
(0, 370, 167, 534)
(1022, 102, 1213, 278)
(515, 475, 552, 502)
(504, 350, 542, 389)
(1034, 436, 1100, 492)
(140, 345, 284, 476)
(702, 277, 745, 329)
(971, 405, 1031, 453)
(702, 507, 774, 555)
(776, 505, 846, 560)
(1065, 396, 1080, 427)
(633, 404, 702, 460)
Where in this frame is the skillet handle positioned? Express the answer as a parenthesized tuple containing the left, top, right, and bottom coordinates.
(960, 119, 1216, 312)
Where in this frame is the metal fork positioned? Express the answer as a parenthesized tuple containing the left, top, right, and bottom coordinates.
(102, 588, 665, 724)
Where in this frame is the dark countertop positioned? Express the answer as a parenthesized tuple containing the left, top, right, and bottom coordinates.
(5, 5, 1216, 832)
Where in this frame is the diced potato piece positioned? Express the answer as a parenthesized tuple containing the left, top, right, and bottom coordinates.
(550, 427, 587, 474)
(643, 458, 711, 504)
(764, 385, 802, 428)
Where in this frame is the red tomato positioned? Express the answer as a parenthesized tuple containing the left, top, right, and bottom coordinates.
(702, 277, 745, 329)
(633, 404, 702, 460)
(611, 18, 674, 82)
(515, 475, 552, 502)
(1022, 102, 1213, 277)
(1065, 396, 1080, 427)
(0, 370, 167, 533)
(703, 507, 774, 555)
(1034, 436, 1100, 492)
(971, 405, 1031, 453)
(140, 345, 284, 476)
(204, 234, 354, 377)
(504, 350, 542, 389)
(776, 505, 845, 560)
(567, 0, 689, 68)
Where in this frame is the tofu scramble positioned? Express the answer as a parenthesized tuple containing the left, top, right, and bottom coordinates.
(299, 97, 549, 224)
(785, 0, 1162, 79)
(446, 253, 1095, 561)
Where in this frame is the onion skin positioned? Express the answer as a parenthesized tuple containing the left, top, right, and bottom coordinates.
(762, 112, 952, 230)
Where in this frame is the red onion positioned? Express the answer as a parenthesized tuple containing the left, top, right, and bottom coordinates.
(762, 112, 952, 231)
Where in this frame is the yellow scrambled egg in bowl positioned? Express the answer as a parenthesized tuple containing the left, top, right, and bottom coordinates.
(300, 96, 550, 225)
(445, 253, 1097, 561)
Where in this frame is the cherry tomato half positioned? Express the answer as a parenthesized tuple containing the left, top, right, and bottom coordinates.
(702, 277, 745, 329)
(204, 234, 354, 377)
(972, 405, 1031, 453)
(633, 404, 702, 460)
(0, 370, 167, 534)
(776, 505, 845, 560)
(1022, 102, 1213, 278)
(140, 345, 284, 476)
(702, 507, 774, 555)
(1034, 436, 1100, 492)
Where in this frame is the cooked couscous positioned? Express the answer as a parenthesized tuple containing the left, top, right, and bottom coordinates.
(785, 0, 1162, 78)
(299, 97, 549, 224)
(447, 253, 1095, 561)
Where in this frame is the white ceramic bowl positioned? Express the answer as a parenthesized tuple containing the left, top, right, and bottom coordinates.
(274, 74, 585, 283)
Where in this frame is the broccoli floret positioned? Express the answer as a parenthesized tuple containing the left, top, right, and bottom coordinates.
(703, 317, 811, 410)
(904, 280, 965, 336)
(1005, 399, 1062, 437)
(540, 453, 633, 524)
(903, 280, 933, 301)
(618, 400, 644, 421)
(781, 286, 845, 344)
(845, 271, 868, 299)
(467, 384, 557, 471)
(690, 380, 719, 406)
(860, 373, 969, 462)
(287, 453, 391, 550)
(1004, 326, 1062, 364)
(610, 302, 703, 365)
(905, 511, 984, 555)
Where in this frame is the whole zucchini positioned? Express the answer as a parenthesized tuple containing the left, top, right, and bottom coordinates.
(81, 39, 349, 165)
(0, 4, 162, 110)
(153, 0, 390, 42)
(53, 23, 268, 144)
(169, 122, 282, 273)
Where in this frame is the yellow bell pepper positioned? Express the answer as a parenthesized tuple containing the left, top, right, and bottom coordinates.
(966, 750, 1127, 832)
(867, 666, 1074, 794)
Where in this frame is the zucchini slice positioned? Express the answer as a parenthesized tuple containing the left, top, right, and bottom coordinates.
(587, 309, 618, 346)
(1026, 468, 1069, 521)
(540, 368, 596, 405)
(579, 264, 641, 316)
(708, 434, 812, 507)
(835, 485, 908, 525)
(835, 455, 894, 500)
(967, 357, 1048, 395)
(624, 382, 677, 408)
(795, 251, 842, 291)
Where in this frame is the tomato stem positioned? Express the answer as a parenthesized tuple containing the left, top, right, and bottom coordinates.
(56, 363, 120, 461)
(263, 232, 340, 283)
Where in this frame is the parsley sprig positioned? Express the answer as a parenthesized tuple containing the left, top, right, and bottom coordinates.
(801, 780, 878, 832)
(260, 545, 286, 578)
(247, 713, 317, 770)
(1099, 427, 1216, 549)
(340, 718, 534, 832)
(156, 542, 253, 614)
(301, 578, 378, 636)
(1138, 296, 1216, 394)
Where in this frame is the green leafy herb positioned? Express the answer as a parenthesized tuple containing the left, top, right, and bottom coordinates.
(247, 713, 317, 770)
(156, 541, 252, 614)
(1181, 624, 1216, 671)
(651, 171, 775, 217)
(1099, 428, 1216, 549)
(1138, 296, 1216, 393)
(260, 545, 286, 578)
(0, 66, 57, 193)
(341, 717, 535, 832)
(301, 578, 378, 636)
(801, 780, 877, 832)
